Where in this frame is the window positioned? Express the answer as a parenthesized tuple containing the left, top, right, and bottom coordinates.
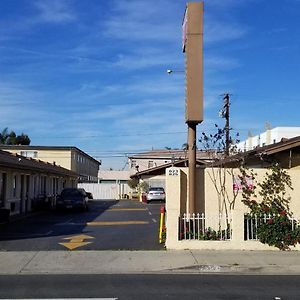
(100, 180, 116, 184)
(148, 161, 154, 168)
(20, 151, 38, 158)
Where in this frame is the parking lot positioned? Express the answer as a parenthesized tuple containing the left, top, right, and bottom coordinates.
(0, 199, 165, 251)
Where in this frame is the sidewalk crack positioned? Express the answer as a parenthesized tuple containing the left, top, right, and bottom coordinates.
(189, 250, 199, 266)
(19, 251, 40, 274)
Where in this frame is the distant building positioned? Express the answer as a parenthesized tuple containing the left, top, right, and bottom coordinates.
(78, 170, 131, 200)
(0, 145, 101, 183)
(130, 159, 206, 190)
(128, 149, 212, 175)
(0, 149, 78, 217)
(98, 170, 130, 184)
(236, 127, 300, 152)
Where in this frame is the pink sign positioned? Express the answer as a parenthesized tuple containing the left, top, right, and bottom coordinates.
(233, 176, 254, 192)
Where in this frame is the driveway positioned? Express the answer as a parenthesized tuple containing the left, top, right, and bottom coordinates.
(0, 199, 165, 251)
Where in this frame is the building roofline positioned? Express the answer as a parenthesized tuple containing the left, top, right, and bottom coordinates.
(0, 145, 101, 165)
(0, 150, 78, 177)
(259, 135, 300, 155)
(128, 149, 213, 159)
(130, 159, 206, 178)
(209, 135, 300, 167)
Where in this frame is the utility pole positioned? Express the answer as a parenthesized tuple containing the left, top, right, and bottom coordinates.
(223, 93, 230, 157)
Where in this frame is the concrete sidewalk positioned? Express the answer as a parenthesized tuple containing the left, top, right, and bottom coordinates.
(1, 250, 300, 275)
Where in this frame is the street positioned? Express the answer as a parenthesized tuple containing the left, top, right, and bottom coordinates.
(0, 274, 300, 299)
(0, 199, 164, 251)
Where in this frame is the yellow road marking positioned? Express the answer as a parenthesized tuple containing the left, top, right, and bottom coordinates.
(62, 234, 94, 240)
(59, 241, 92, 250)
(59, 234, 94, 250)
(87, 221, 149, 226)
(107, 208, 147, 211)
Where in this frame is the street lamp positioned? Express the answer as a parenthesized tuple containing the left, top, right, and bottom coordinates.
(166, 69, 184, 75)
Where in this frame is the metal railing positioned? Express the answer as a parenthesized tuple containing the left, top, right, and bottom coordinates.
(244, 214, 300, 241)
(179, 213, 232, 241)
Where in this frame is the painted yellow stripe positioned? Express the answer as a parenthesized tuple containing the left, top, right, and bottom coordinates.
(87, 221, 149, 226)
(59, 241, 92, 250)
(63, 234, 94, 240)
(107, 208, 147, 211)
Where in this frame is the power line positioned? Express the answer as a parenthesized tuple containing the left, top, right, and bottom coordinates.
(37, 131, 186, 139)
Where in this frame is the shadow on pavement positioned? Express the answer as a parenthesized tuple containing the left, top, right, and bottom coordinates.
(0, 199, 119, 242)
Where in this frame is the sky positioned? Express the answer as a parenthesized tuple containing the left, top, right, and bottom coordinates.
(0, 0, 300, 170)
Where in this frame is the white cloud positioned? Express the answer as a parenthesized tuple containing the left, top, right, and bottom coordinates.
(34, 0, 76, 23)
(207, 0, 257, 9)
(205, 55, 240, 71)
(104, 0, 181, 42)
(0, 0, 76, 42)
(205, 18, 248, 44)
(113, 50, 181, 70)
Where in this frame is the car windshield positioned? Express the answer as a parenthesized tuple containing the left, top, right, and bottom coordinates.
(61, 189, 83, 197)
(149, 187, 164, 192)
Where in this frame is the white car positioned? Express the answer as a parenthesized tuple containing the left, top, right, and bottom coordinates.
(146, 187, 166, 203)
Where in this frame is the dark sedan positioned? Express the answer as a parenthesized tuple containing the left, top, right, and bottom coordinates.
(56, 188, 89, 211)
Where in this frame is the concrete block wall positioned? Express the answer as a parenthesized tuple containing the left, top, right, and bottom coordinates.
(165, 166, 300, 251)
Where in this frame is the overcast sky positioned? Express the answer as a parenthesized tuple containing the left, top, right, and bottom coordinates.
(0, 0, 299, 169)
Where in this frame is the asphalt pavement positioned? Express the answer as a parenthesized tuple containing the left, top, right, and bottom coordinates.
(0, 199, 164, 251)
(1, 274, 299, 300)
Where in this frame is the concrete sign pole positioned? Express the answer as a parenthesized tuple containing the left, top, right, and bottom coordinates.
(188, 123, 196, 213)
(183, 2, 203, 214)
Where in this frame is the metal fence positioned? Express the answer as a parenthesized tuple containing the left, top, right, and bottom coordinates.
(179, 213, 232, 241)
(244, 214, 300, 241)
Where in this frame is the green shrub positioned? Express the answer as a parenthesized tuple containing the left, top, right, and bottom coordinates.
(241, 164, 298, 250)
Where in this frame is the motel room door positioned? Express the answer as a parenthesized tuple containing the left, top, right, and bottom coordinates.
(0, 173, 7, 208)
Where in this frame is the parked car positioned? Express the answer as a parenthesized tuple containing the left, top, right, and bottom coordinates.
(86, 192, 93, 199)
(56, 188, 89, 211)
(78, 188, 93, 199)
(146, 187, 166, 203)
